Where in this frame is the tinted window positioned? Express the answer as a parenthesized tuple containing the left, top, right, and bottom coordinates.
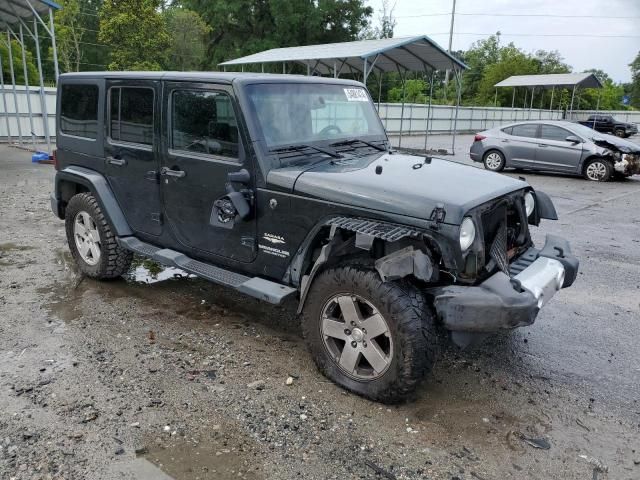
(540, 125, 571, 142)
(510, 124, 538, 138)
(60, 84, 99, 139)
(171, 90, 239, 158)
(110, 87, 154, 145)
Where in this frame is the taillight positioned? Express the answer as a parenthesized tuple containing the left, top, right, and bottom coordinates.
(474, 134, 486, 142)
(52, 149, 58, 170)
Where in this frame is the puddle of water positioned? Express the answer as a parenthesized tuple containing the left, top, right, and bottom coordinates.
(144, 437, 264, 480)
(125, 256, 195, 284)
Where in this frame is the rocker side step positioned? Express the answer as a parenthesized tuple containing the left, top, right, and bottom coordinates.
(117, 237, 296, 304)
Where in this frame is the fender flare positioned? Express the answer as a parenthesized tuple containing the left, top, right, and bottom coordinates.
(54, 166, 133, 236)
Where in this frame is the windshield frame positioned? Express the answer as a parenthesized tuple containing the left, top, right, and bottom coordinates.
(240, 80, 389, 152)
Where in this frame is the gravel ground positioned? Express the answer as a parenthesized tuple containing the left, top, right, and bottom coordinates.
(1, 144, 639, 480)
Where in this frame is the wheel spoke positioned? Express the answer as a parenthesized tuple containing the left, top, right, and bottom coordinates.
(360, 313, 388, 338)
(322, 318, 348, 340)
(89, 243, 100, 261)
(88, 228, 100, 242)
(74, 219, 88, 238)
(78, 240, 90, 257)
(362, 341, 390, 374)
(337, 296, 361, 325)
(338, 345, 360, 373)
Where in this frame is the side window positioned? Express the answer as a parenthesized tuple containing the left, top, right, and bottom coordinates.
(60, 84, 99, 139)
(109, 87, 154, 145)
(501, 126, 513, 135)
(540, 125, 571, 142)
(170, 89, 239, 158)
(510, 124, 539, 138)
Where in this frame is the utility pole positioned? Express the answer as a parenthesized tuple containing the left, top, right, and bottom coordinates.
(443, 0, 457, 96)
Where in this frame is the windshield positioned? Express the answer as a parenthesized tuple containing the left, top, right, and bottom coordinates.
(245, 83, 387, 149)
(570, 123, 608, 139)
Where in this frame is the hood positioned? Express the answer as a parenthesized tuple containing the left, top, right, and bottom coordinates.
(591, 134, 640, 154)
(267, 153, 527, 225)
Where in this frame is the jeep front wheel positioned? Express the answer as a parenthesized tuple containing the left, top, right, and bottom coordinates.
(302, 264, 438, 403)
(65, 193, 133, 279)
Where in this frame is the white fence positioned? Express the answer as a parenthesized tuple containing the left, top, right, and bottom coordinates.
(0, 86, 637, 142)
(376, 103, 640, 135)
(0, 86, 56, 144)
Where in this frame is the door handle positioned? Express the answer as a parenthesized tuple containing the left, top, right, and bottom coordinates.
(501, 139, 509, 143)
(538, 144, 548, 147)
(107, 156, 126, 166)
(161, 166, 186, 178)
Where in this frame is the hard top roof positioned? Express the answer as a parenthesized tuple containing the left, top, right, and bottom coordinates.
(59, 71, 365, 86)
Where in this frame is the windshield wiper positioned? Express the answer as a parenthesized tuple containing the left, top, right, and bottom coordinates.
(329, 138, 387, 152)
(270, 144, 341, 159)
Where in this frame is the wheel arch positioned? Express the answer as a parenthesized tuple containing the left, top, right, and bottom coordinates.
(290, 216, 453, 314)
(54, 166, 133, 236)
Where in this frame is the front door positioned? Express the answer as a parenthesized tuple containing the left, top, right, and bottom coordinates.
(104, 80, 163, 236)
(535, 124, 583, 172)
(160, 82, 257, 263)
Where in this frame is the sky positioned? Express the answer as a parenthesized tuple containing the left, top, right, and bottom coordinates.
(366, 0, 640, 83)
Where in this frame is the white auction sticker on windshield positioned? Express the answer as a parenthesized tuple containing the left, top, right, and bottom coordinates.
(343, 88, 369, 102)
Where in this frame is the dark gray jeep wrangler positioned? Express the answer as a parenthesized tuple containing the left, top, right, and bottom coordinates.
(51, 72, 579, 403)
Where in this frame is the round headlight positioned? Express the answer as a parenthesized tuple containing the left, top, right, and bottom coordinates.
(524, 192, 535, 217)
(459, 217, 476, 252)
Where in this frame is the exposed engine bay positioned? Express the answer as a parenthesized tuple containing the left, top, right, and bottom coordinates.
(594, 138, 640, 176)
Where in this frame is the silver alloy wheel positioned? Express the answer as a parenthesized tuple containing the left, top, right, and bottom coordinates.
(320, 294, 393, 381)
(485, 152, 503, 170)
(73, 211, 101, 266)
(586, 161, 607, 181)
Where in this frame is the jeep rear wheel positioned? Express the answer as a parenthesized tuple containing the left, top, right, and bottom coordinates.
(302, 264, 438, 403)
(65, 193, 133, 279)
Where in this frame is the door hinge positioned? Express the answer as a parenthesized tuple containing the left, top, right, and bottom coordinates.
(151, 212, 163, 224)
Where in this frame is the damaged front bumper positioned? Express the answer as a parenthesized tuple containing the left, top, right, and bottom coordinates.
(430, 235, 579, 342)
(615, 153, 640, 176)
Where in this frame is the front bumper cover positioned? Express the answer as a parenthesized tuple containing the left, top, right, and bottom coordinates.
(431, 234, 578, 334)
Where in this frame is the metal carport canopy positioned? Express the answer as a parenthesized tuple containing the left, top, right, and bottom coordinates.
(219, 35, 468, 76)
(0, 0, 60, 26)
(494, 73, 603, 89)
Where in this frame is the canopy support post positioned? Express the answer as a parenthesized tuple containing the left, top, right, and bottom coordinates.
(48, 7, 59, 82)
(593, 89, 601, 128)
(397, 66, 406, 149)
(529, 87, 535, 120)
(33, 17, 51, 154)
(549, 86, 555, 117)
(569, 85, 576, 119)
(376, 71, 383, 112)
(494, 88, 497, 106)
(363, 58, 367, 84)
(18, 24, 36, 148)
(0, 55, 12, 144)
(451, 68, 462, 154)
(6, 30, 22, 145)
(538, 88, 544, 119)
(424, 68, 434, 152)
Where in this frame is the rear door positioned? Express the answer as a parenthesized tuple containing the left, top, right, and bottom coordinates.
(535, 124, 583, 172)
(160, 81, 257, 263)
(502, 123, 540, 167)
(104, 80, 163, 236)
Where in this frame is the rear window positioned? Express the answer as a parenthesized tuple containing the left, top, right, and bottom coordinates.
(60, 84, 99, 139)
(510, 124, 539, 138)
(109, 87, 154, 145)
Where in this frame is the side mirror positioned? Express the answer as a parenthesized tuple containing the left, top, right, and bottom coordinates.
(565, 135, 581, 144)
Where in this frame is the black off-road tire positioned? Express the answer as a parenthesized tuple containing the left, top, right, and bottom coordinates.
(65, 193, 133, 279)
(301, 264, 439, 403)
(583, 157, 613, 182)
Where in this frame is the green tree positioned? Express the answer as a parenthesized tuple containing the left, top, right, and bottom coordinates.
(99, 0, 170, 70)
(629, 50, 640, 108)
(181, 0, 372, 69)
(163, 7, 211, 70)
(52, 0, 84, 72)
(0, 39, 38, 84)
(388, 79, 426, 103)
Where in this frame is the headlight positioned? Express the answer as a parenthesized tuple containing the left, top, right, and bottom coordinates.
(459, 217, 476, 251)
(524, 192, 535, 217)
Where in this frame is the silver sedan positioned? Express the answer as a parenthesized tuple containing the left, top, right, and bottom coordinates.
(469, 120, 640, 181)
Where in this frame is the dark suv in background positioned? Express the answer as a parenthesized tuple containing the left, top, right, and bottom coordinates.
(51, 72, 578, 403)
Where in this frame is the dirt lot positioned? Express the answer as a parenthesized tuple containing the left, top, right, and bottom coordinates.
(1, 144, 639, 480)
